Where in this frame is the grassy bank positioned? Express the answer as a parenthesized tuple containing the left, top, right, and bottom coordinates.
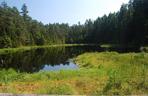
(0, 69, 108, 95)
(75, 52, 148, 94)
(0, 52, 148, 95)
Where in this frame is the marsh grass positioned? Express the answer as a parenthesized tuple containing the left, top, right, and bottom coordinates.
(75, 52, 148, 95)
(0, 69, 107, 95)
(0, 52, 148, 95)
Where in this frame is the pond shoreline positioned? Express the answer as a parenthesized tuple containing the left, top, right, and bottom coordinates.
(0, 52, 147, 95)
(0, 44, 99, 54)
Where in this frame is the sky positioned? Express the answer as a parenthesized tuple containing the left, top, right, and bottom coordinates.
(1, 0, 129, 25)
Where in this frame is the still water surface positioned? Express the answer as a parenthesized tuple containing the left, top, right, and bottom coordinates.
(0, 45, 139, 73)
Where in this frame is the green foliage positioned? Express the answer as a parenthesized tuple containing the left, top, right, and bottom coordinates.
(1, 0, 148, 48)
(21, 3, 28, 20)
(0, 3, 69, 48)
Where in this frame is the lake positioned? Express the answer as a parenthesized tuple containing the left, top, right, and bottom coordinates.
(0, 45, 140, 73)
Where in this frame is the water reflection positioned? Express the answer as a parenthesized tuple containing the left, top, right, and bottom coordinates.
(42, 60, 78, 71)
(0, 46, 103, 73)
(0, 45, 140, 73)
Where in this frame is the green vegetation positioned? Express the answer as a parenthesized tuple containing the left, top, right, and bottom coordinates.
(0, 52, 147, 95)
(0, 68, 107, 95)
(0, 0, 148, 95)
(0, 0, 148, 48)
(75, 52, 148, 95)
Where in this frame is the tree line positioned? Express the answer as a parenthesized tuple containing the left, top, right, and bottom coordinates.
(0, 0, 148, 48)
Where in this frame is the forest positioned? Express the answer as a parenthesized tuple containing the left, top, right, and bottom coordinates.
(0, 0, 148, 95)
(0, 0, 148, 48)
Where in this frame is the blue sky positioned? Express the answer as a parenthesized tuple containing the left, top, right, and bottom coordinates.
(1, 0, 129, 25)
